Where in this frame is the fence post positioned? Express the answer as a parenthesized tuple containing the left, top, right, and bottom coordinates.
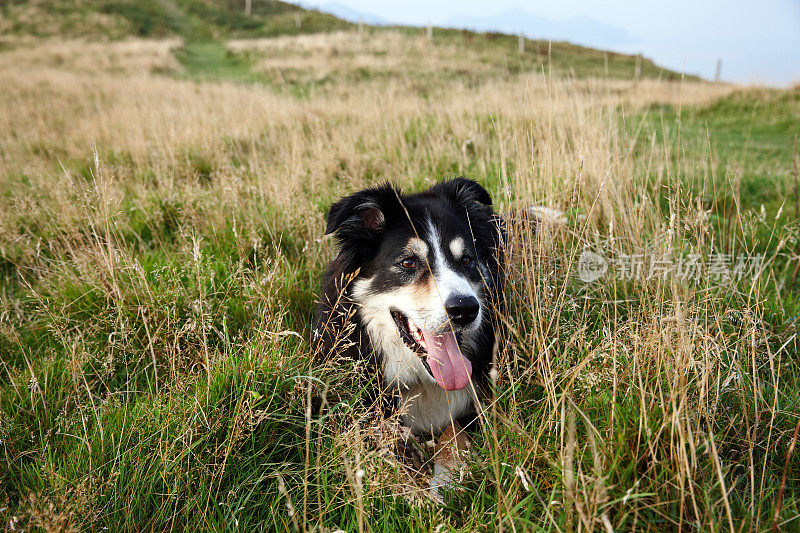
(426, 22, 433, 41)
(715, 58, 723, 82)
(518, 31, 524, 54)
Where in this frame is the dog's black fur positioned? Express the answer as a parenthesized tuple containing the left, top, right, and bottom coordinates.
(312, 178, 504, 436)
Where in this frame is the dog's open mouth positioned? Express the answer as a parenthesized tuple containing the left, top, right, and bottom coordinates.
(390, 309, 473, 391)
(391, 309, 428, 355)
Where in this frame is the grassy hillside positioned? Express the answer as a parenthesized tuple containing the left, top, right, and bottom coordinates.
(0, 0, 353, 39)
(1, 0, 692, 83)
(0, 16, 799, 533)
(632, 86, 800, 257)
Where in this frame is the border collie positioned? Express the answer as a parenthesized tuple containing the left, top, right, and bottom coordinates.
(312, 179, 504, 456)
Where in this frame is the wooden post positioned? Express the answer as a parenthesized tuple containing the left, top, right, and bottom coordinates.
(634, 53, 641, 82)
(358, 17, 364, 37)
(244, 0, 251, 16)
(518, 31, 524, 54)
(715, 58, 722, 82)
(426, 21, 433, 41)
(294, 12, 302, 30)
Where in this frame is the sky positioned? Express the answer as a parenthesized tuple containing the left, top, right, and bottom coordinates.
(300, 0, 800, 86)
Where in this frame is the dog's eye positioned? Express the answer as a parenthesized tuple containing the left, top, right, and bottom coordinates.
(400, 258, 417, 270)
(460, 256, 472, 266)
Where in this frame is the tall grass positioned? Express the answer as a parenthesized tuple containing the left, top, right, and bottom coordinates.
(0, 34, 798, 531)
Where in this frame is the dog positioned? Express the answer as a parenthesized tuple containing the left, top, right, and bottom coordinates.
(312, 178, 505, 492)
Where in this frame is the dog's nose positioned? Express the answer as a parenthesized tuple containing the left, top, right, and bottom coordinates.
(445, 295, 480, 326)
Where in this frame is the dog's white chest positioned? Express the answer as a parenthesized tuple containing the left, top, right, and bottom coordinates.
(398, 383, 475, 436)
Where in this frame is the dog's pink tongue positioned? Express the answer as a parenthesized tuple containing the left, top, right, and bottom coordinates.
(422, 329, 472, 391)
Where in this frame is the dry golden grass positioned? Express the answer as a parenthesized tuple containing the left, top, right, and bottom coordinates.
(1, 34, 797, 531)
(0, 36, 734, 234)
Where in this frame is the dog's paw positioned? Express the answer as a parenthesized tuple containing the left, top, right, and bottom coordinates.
(429, 423, 471, 502)
(383, 423, 430, 477)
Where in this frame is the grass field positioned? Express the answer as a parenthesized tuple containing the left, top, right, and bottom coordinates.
(1, 21, 799, 532)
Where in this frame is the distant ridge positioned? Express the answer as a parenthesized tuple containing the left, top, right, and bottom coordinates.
(443, 9, 638, 49)
(318, 2, 388, 25)
(309, 5, 638, 51)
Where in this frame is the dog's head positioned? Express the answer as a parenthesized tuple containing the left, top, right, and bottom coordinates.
(325, 178, 501, 391)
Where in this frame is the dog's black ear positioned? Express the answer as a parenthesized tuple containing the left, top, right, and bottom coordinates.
(431, 177, 492, 207)
(325, 183, 398, 236)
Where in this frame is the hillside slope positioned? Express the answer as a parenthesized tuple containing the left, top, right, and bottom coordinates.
(0, 0, 693, 81)
(0, 0, 352, 39)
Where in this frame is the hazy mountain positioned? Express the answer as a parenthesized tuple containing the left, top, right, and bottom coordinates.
(443, 9, 638, 49)
(319, 2, 389, 25)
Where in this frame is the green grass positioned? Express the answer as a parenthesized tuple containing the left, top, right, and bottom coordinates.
(0, 13, 799, 530)
(635, 87, 799, 213)
(2, 87, 799, 530)
(629, 87, 800, 294)
(174, 40, 259, 82)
